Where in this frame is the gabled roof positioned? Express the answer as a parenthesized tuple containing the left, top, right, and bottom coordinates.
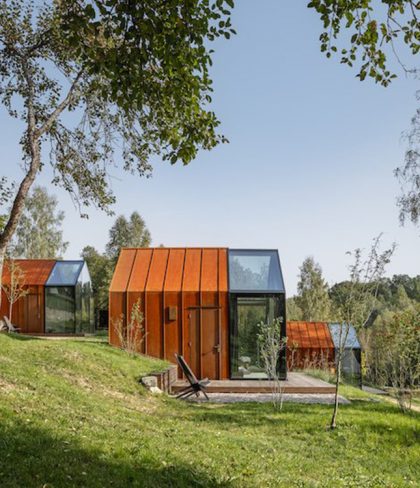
(1, 259, 56, 286)
(286, 322, 335, 349)
(328, 323, 361, 349)
(110, 248, 228, 293)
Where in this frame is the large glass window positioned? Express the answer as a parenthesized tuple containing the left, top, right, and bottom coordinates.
(46, 261, 84, 286)
(229, 250, 284, 292)
(231, 296, 282, 379)
(45, 286, 76, 333)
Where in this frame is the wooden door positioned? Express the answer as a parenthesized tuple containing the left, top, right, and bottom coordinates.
(25, 293, 43, 333)
(186, 308, 220, 379)
(187, 309, 200, 377)
(201, 308, 220, 380)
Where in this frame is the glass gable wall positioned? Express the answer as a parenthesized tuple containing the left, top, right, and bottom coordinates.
(45, 261, 94, 334)
(228, 250, 286, 379)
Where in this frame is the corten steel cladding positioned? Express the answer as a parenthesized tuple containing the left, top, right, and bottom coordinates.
(109, 248, 229, 379)
(286, 321, 335, 370)
(0, 260, 55, 333)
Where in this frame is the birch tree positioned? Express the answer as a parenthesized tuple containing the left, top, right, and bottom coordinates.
(330, 236, 395, 429)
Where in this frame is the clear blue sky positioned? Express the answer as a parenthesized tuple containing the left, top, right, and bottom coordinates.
(1, 2, 419, 294)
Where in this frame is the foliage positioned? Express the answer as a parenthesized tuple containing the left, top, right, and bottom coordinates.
(285, 296, 303, 321)
(11, 186, 68, 259)
(308, 1, 420, 225)
(0, 0, 234, 280)
(113, 298, 146, 355)
(257, 318, 287, 410)
(308, 0, 419, 86)
(330, 235, 395, 429)
(106, 212, 151, 261)
(80, 245, 112, 316)
(296, 256, 332, 321)
(1, 260, 28, 321)
(373, 309, 420, 412)
(0, 335, 419, 487)
(395, 98, 420, 224)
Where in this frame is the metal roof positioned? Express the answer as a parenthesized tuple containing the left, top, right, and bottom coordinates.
(328, 323, 361, 349)
(286, 321, 335, 349)
(1, 259, 56, 286)
(110, 248, 229, 293)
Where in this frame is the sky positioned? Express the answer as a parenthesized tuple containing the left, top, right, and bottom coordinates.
(1, 2, 419, 295)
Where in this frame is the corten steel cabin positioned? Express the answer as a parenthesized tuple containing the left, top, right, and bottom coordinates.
(0, 259, 94, 334)
(109, 248, 287, 380)
(286, 321, 335, 370)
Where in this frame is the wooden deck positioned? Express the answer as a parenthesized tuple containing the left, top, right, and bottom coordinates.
(172, 372, 336, 394)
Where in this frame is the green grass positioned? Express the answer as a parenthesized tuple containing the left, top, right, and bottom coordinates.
(0, 335, 419, 487)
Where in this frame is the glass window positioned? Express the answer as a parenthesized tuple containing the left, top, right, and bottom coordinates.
(46, 261, 83, 286)
(45, 286, 75, 333)
(231, 296, 283, 379)
(75, 263, 94, 333)
(228, 250, 284, 292)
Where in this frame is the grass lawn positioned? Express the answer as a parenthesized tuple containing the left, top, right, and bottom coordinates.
(0, 334, 419, 487)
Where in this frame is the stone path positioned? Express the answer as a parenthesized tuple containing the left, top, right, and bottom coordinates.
(185, 393, 350, 404)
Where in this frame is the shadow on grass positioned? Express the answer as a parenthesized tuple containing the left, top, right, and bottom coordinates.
(172, 398, 419, 439)
(0, 420, 232, 488)
(0, 332, 40, 341)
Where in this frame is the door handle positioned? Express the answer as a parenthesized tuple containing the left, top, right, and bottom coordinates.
(213, 344, 220, 353)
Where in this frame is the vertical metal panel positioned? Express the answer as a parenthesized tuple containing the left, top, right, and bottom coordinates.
(164, 249, 185, 291)
(109, 249, 137, 292)
(182, 249, 201, 291)
(145, 292, 163, 359)
(145, 249, 169, 291)
(109, 291, 126, 347)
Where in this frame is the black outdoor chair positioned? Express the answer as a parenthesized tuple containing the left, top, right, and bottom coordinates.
(175, 354, 210, 401)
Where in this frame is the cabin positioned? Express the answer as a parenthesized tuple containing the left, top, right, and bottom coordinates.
(0, 259, 94, 334)
(286, 321, 335, 370)
(286, 321, 362, 382)
(109, 248, 286, 380)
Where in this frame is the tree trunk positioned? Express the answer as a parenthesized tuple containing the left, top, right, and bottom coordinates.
(330, 349, 342, 429)
(8, 299, 12, 322)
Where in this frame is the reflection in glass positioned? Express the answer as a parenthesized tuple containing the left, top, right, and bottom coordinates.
(45, 286, 75, 333)
(231, 296, 282, 379)
(228, 250, 284, 292)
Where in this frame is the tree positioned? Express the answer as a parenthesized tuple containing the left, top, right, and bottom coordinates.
(80, 245, 112, 321)
(308, 1, 420, 224)
(308, 1, 419, 86)
(286, 297, 303, 321)
(12, 186, 68, 259)
(0, 0, 234, 290)
(106, 212, 151, 261)
(1, 260, 28, 321)
(330, 236, 395, 429)
(296, 257, 331, 322)
(257, 318, 287, 410)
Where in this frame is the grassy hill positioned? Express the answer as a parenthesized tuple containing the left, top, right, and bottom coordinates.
(0, 334, 419, 488)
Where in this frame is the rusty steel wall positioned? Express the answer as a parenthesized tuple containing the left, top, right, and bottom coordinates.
(109, 247, 230, 379)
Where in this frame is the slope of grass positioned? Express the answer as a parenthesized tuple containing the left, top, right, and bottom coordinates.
(0, 334, 419, 488)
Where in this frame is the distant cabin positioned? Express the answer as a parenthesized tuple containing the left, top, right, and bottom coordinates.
(0, 260, 94, 334)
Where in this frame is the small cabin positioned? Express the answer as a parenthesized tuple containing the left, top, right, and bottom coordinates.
(0, 259, 94, 334)
(109, 248, 286, 380)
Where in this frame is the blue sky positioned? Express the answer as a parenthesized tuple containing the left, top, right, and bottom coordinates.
(1, 2, 419, 294)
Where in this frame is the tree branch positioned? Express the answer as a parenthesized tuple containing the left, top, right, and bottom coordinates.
(36, 70, 83, 138)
